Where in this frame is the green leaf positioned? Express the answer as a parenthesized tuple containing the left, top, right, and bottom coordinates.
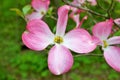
(21, 72, 27, 78)
(10, 8, 24, 18)
(113, 30, 120, 36)
(19, 64, 29, 71)
(47, 7, 53, 16)
(41, 70, 49, 77)
(22, 4, 31, 15)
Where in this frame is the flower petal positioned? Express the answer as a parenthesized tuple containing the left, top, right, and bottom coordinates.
(77, 16, 88, 28)
(31, 0, 50, 11)
(114, 18, 120, 26)
(104, 46, 120, 72)
(26, 19, 54, 36)
(26, 12, 43, 21)
(107, 36, 120, 45)
(22, 19, 54, 51)
(117, 0, 120, 2)
(69, 7, 80, 27)
(56, 5, 70, 36)
(73, 0, 85, 6)
(70, 12, 80, 28)
(69, 6, 85, 28)
(63, 29, 96, 53)
(92, 19, 113, 40)
(48, 45, 73, 75)
(92, 36, 102, 45)
(87, 0, 97, 6)
(22, 32, 51, 51)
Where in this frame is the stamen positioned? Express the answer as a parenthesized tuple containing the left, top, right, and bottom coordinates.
(54, 36, 63, 44)
(41, 11, 45, 15)
(24, 30, 29, 34)
(103, 40, 108, 48)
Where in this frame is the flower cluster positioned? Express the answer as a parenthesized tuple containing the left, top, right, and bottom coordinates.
(21, 0, 120, 75)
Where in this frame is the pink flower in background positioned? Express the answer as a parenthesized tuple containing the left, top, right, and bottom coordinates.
(72, 0, 85, 6)
(70, 0, 96, 28)
(117, 0, 120, 2)
(22, 5, 96, 75)
(69, 7, 82, 28)
(87, 0, 97, 6)
(73, 0, 97, 6)
(69, 7, 87, 28)
(92, 19, 120, 72)
(70, 0, 88, 28)
(26, 0, 50, 21)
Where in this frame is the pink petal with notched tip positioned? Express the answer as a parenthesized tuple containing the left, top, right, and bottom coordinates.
(26, 12, 43, 21)
(92, 19, 113, 40)
(26, 19, 54, 37)
(63, 28, 96, 53)
(107, 36, 120, 45)
(31, 0, 50, 11)
(22, 19, 54, 51)
(56, 5, 70, 36)
(48, 45, 73, 75)
(22, 32, 52, 51)
(104, 46, 120, 72)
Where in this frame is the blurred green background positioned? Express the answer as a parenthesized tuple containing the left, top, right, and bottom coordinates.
(0, 0, 120, 80)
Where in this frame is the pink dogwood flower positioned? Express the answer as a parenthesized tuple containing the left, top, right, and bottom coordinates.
(22, 5, 96, 75)
(92, 19, 120, 72)
(26, 0, 50, 21)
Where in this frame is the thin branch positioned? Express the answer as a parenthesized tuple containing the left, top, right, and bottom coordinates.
(107, 0, 115, 18)
(74, 54, 103, 57)
(50, 16, 57, 21)
(86, 12, 97, 24)
(62, 0, 107, 18)
(96, 0, 106, 11)
(46, 15, 57, 21)
(62, 74, 66, 80)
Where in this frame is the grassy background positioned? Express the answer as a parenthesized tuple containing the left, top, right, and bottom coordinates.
(0, 0, 120, 80)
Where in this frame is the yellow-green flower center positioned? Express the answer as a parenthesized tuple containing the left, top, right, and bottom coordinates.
(41, 11, 45, 15)
(54, 36, 63, 44)
(103, 40, 108, 48)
